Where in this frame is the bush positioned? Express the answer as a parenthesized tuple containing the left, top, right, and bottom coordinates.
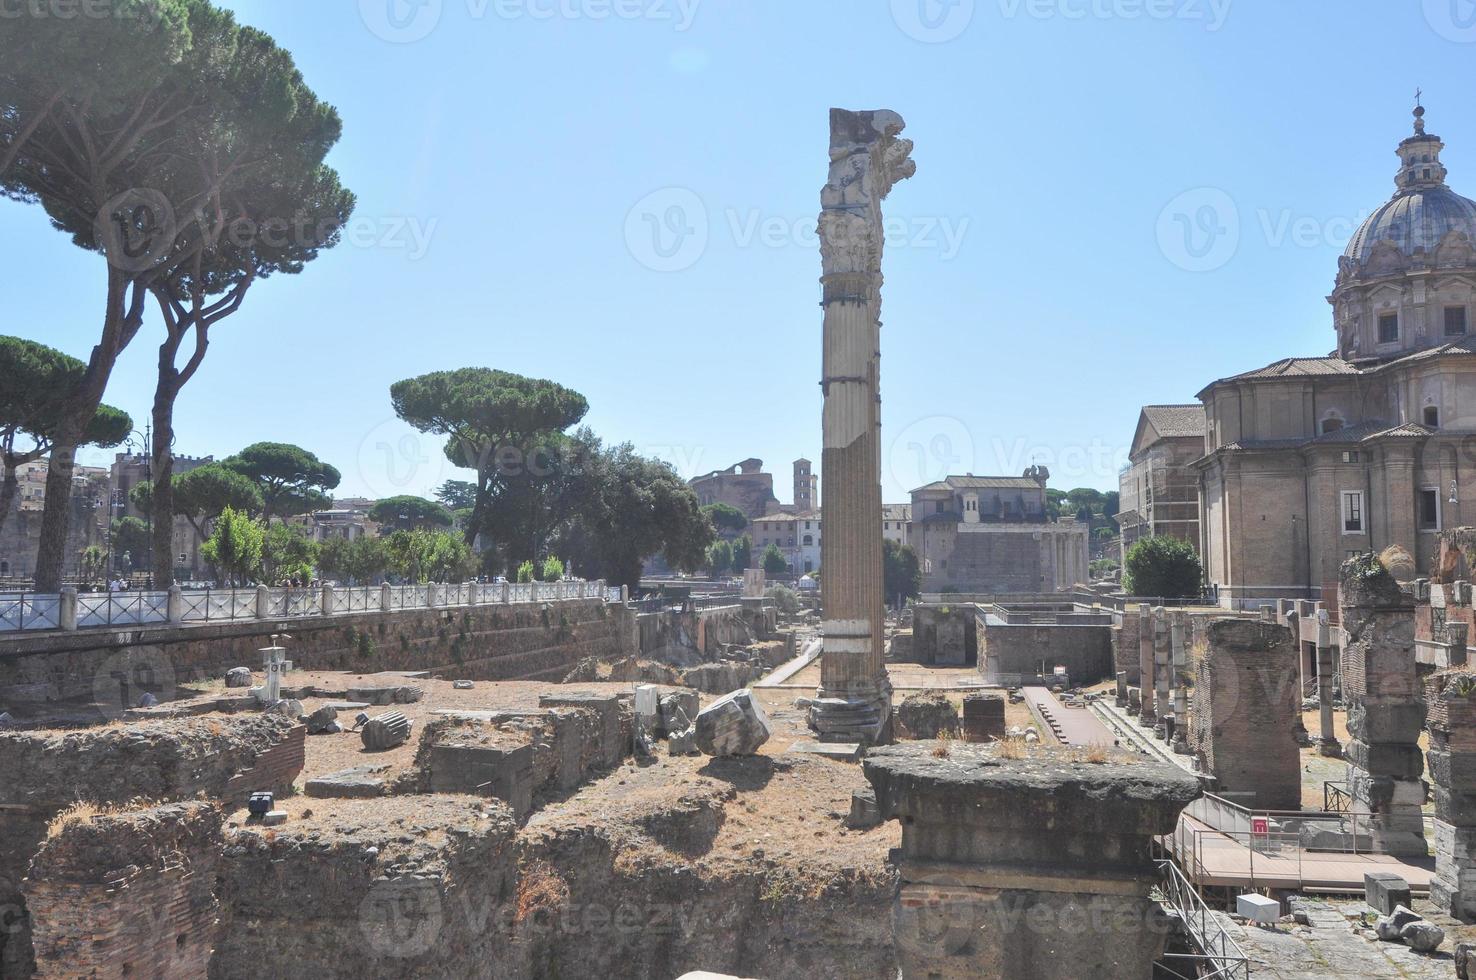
(761, 543, 788, 575)
(540, 556, 565, 582)
(516, 559, 536, 583)
(1122, 536, 1201, 599)
(764, 584, 799, 615)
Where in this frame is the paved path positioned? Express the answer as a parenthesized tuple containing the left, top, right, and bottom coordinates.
(1021, 686, 1115, 746)
(754, 638, 822, 687)
(1217, 897, 1457, 979)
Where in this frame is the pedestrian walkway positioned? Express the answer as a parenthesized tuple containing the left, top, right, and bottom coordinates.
(1022, 686, 1115, 746)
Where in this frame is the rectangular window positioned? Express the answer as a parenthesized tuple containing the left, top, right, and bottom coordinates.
(1341, 451, 1361, 464)
(935, 501, 945, 514)
(1448, 306, 1469, 337)
(1342, 491, 1364, 533)
(1378, 312, 1400, 344)
(1420, 488, 1441, 531)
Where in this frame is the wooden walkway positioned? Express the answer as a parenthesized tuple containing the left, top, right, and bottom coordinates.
(1022, 686, 1116, 746)
(1173, 814, 1436, 893)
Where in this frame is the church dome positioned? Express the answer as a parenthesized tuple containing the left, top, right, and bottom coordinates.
(1343, 104, 1476, 263)
(1345, 185, 1476, 261)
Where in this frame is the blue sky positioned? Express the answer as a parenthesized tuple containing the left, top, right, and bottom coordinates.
(7, 0, 1476, 503)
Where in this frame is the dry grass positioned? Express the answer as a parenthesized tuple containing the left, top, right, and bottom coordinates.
(995, 738, 1028, 760)
(930, 743, 950, 758)
(45, 798, 157, 839)
(516, 860, 570, 924)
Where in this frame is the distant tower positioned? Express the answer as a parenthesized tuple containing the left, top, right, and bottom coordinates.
(794, 458, 814, 511)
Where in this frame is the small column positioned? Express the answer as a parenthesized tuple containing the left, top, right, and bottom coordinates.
(255, 585, 271, 619)
(1115, 671, 1128, 709)
(1138, 605, 1157, 726)
(167, 584, 184, 624)
(530, 581, 540, 603)
(864, 742, 1201, 980)
(620, 584, 630, 606)
(1316, 627, 1342, 757)
(1426, 670, 1476, 921)
(258, 644, 292, 704)
(380, 582, 392, 612)
(1339, 555, 1428, 857)
(426, 583, 438, 607)
(320, 583, 334, 618)
(1153, 607, 1171, 739)
(58, 587, 78, 631)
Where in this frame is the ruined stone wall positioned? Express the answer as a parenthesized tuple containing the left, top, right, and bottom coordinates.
(211, 797, 521, 979)
(1190, 619, 1301, 810)
(979, 622, 1112, 686)
(911, 604, 975, 666)
(1113, 608, 1142, 685)
(0, 716, 299, 977)
(0, 598, 629, 708)
(23, 803, 222, 979)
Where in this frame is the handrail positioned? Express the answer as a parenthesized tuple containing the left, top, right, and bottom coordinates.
(0, 577, 611, 634)
(1155, 858, 1250, 980)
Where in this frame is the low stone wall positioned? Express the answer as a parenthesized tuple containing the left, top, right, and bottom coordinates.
(23, 802, 223, 979)
(0, 715, 300, 977)
(979, 622, 1113, 686)
(910, 604, 976, 665)
(0, 598, 629, 710)
(212, 797, 521, 978)
(636, 604, 763, 661)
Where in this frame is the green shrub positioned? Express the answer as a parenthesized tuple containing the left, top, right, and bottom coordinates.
(1122, 536, 1201, 599)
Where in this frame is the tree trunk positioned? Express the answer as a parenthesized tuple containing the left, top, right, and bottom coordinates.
(33, 272, 147, 591)
(32, 443, 77, 592)
(0, 462, 19, 543)
(150, 335, 183, 588)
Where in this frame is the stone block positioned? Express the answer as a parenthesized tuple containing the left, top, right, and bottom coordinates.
(845, 786, 881, 829)
(1345, 740, 1426, 781)
(1348, 700, 1428, 743)
(1457, 941, 1476, 979)
(225, 667, 252, 688)
(304, 765, 388, 798)
(1402, 919, 1445, 952)
(634, 684, 661, 733)
(896, 691, 959, 740)
(427, 741, 534, 817)
(693, 689, 771, 756)
(785, 739, 862, 761)
(1364, 871, 1411, 915)
(960, 692, 1006, 743)
(1236, 893, 1280, 923)
(305, 704, 338, 734)
(658, 690, 699, 737)
(539, 691, 628, 769)
(261, 810, 288, 826)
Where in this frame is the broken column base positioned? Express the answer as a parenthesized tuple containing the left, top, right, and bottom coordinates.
(811, 686, 892, 745)
(1348, 767, 1430, 858)
(1318, 738, 1344, 758)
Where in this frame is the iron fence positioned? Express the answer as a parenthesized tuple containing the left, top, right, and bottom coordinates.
(76, 590, 171, 628)
(1154, 859, 1250, 980)
(0, 593, 61, 631)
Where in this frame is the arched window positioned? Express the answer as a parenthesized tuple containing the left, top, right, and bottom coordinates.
(1425, 405, 1440, 428)
(1321, 416, 1344, 434)
(803, 534, 813, 546)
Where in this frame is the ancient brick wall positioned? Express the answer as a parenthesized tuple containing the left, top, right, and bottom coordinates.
(23, 802, 222, 979)
(979, 622, 1112, 685)
(1113, 609, 1142, 685)
(1190, 619, 1301, 810)
(0, 598, 630, 708)
(0, 716, 298, 977)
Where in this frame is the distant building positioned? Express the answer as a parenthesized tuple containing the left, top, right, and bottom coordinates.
(882, 503, 912, 547)
(1117, 405, 1206, 562)
(908, 468, 1089, 594)
(689, 458, 779, 520)
(0, 460, 109, 583)
(792, 458, 817, 513)
(750, 511, 822, 574)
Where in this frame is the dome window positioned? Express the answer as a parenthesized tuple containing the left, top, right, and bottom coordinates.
(1321, 417, 1344, 434)
(1447, 306, 1469, 337)
(1378, 313, 1400, 344)
(1425, 406, 1441, 428)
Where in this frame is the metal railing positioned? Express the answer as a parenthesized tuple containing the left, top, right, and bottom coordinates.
(1155, 858, 1251, 980)
(0, 578, 611, 634)
(0, 593, 61, 631)
(1324, 780, 1352, 814)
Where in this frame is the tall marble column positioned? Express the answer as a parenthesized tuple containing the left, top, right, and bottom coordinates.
(1138, 605, 1157, 726)
(811, 109, 915, 744)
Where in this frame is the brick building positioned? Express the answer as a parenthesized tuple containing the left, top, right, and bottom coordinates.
(1117, 405, 1205, 561)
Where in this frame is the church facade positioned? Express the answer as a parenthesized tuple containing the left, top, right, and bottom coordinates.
(1196, 105, 1476, 607)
